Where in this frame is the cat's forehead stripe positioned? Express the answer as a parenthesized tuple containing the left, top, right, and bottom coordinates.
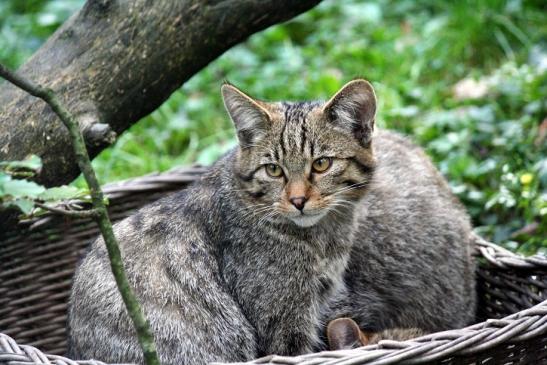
(300, 122, 307, 154)
(276, 101, 320, 161)
(278, 119, 287, 158)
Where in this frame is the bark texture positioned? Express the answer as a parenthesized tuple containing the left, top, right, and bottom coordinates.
(0, 0, 321, 187)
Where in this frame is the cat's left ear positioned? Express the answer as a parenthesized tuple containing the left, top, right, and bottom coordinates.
(222, 83, 272, 149)
(323, 79, 376, 147)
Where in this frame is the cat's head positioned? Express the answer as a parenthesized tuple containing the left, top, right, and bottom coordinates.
(222, 79, 376, 228)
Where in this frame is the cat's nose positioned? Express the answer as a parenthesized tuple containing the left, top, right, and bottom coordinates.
(289, 196, 308, 211)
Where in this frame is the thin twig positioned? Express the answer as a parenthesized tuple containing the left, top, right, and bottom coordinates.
(0, 64, 160, 365)
(33, 202, 100, 218)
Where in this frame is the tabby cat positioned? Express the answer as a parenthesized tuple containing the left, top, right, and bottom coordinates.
(68, 79, 476, 364)
(326, 317, 426, 350)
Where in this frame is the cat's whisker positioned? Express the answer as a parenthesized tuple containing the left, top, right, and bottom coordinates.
(240, 202, 279, 220)
(333, 198, 357, 206)
(239, 210, 265, 220)
(256, 209, 278, 226)
(325, 199, 357, 220)
(239, 206, 274, 220)
(332, 181, 369, 195)
(327, 195, 357, 207)
(238, 204, 269, 213)
(328, 200, 357, 221)
(237, 207, 267, 218)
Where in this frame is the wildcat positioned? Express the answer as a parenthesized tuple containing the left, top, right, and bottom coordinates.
(68, 79, 476, 364)
(326, 318, 426, 350)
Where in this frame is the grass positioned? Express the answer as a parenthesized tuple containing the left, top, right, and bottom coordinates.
(1, 0, 545, 254)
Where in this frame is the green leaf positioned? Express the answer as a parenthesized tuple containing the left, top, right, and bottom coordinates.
(2, 178, 46, 198)
(10, 198, 35, 214)
(38, 185, 86, 201)
(0, 155, 42, 172)
(0, 172, 11, 195)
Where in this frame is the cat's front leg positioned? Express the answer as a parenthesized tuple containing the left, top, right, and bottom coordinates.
(223, 238, 347, 356)
(256, 291, 321, 356)
(254, 254, 351, 355)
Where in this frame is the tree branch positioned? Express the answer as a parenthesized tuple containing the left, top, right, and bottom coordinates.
(0, 64, 160, 365)
(33, 202, 100, 218)
(0, 0, 322, 188)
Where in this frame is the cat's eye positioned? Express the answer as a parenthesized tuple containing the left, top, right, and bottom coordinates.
(265, 164, 284, 178)
(312, 157, 332, 173)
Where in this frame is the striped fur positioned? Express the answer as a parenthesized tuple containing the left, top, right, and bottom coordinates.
(68, 80, 476, 365)
(223, 81, 376, 227)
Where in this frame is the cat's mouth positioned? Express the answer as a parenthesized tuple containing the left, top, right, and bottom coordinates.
(288, 211, 327, 227)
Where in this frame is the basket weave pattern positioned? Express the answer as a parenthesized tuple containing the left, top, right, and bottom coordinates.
(0, 166, 546, 365)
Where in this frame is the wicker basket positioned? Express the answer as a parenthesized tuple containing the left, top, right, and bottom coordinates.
(0, 166, 546, 365)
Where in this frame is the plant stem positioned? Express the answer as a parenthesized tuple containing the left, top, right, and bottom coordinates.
(34, 202, 100, 218)
(0, 64, 160, 365)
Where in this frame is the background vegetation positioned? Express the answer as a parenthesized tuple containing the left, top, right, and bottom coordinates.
(1, 0, 545, 254)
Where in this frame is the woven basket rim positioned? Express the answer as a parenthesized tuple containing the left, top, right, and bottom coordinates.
(1, 300, 545, 365)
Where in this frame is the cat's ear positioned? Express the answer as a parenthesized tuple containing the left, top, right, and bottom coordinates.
(222, 83, 272, 149)
(326, 318, 366, 350)
(323, 79, 376, 147)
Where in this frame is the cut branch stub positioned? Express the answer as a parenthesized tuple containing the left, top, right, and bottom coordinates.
(84, 123, 117, 147)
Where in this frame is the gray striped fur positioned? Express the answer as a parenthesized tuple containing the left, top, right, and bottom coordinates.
(68, 80, 476, 365)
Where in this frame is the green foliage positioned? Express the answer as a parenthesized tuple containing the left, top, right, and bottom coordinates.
(0, 155, 42, 172)
(1, 0, 545, 254)
(0, 155, 88, 214)
(0, 0, 83, 68)
(414, 64, 547, 255)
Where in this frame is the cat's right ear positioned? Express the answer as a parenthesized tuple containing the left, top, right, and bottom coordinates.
(323, 79, 376, 147)
(326, 318, 367, 350)
(221, 83, 272, 149)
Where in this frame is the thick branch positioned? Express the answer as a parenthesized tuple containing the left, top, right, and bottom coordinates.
(0, 64, 160, 365)
(0, 0, 321, 188)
